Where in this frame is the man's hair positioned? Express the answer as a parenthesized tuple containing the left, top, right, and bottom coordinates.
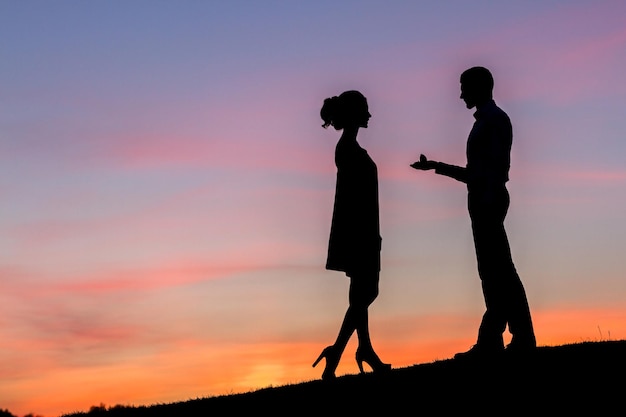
(460, 66, 494, 93)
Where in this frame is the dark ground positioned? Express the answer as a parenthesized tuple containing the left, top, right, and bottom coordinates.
(59, 340, 626, 416)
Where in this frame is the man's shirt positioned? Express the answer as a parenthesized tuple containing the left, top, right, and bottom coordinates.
(435, 99, 513, 190)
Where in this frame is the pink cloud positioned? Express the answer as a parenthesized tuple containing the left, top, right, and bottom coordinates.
(55, 263, 261, 294)
(438, 3, 626, 105)
(83, 130, 334, 181)
(100, 134, 213, 169)
(516, 165, 626, 186)
(558, 169, 626, 183)
(522, 28, 626, 104)
(0, 261, 286, 301)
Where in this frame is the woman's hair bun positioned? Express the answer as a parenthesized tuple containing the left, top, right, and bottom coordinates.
(320, 96, 339, 128)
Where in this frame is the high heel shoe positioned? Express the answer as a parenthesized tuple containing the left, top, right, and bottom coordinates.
(312, 345, 341, 380)
(355, 347, 391, 374)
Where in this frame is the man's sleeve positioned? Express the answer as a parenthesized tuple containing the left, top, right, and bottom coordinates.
(435, 162, 468, 183)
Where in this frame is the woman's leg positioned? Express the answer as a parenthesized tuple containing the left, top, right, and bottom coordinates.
(349, 270, 379, 351)
(329, 272, 374, 355)
(313, 273, 367, 379)
(315, 271, 386, 378)
(350, 270, 390, 371)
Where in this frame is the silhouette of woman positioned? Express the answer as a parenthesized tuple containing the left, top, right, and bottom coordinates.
(313, 90, 391, 380)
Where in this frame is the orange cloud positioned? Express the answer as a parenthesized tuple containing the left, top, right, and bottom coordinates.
(4, 305, 625, 417)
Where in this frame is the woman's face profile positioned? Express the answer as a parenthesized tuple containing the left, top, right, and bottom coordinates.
(356, 100, 371, 128)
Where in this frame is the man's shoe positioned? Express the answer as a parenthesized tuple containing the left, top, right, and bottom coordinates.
(505, 340, 537, 357)
(454, 344, 504, 361)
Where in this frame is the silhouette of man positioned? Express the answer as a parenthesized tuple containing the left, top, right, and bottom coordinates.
(411, 66, 536, 359)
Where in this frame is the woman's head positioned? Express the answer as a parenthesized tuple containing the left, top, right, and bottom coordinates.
(320, 90, 370, 130)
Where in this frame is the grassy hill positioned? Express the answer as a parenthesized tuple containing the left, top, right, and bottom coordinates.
(58, 340, 626, 416)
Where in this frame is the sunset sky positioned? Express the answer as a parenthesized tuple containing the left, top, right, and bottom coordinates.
(2, 1, 626, 415)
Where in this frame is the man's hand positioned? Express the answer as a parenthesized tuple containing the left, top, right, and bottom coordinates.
(410, 154, 435, 170)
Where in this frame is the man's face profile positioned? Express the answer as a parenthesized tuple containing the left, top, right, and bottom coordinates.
(460, 82, 477, 109)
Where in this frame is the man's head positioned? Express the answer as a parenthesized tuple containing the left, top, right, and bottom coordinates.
(460, 66, 494, 109)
